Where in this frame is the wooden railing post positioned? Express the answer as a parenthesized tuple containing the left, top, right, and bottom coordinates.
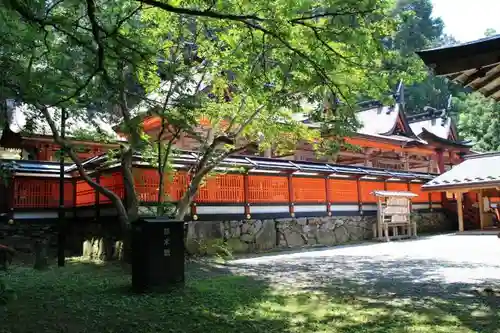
(407, 181, 412, 211)
(288, 173, 294, 217)
(243, 172, 250, 219)
(325, 176, 331, 216)
(356, 177, 363, 214)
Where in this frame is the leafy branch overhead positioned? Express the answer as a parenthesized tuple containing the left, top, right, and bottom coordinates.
(0, 0, 422, 223)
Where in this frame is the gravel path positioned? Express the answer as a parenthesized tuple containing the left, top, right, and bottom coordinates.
(186, 234, 500, 331)
(225, 234, 500, 296)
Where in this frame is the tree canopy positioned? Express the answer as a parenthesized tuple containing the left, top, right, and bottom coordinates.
(0, 0, 419, 236)
(455, 93, 500, 152)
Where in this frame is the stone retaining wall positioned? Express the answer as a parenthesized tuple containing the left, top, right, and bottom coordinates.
(185, 211, 454, 255)
(0, 221, 56, 253)
(0, 211, 454, 257)
(185, 215, 375, 255)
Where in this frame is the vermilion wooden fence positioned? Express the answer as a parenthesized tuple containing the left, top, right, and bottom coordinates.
(10, 167, 444, 215)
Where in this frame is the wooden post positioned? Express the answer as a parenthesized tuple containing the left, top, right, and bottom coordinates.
(356, 177, 362, 214)
(243, 172, 250, 219)
(403, 153, 410, 171)
(288, 173, 294, 217)
(456, 193, 464, 232)
(436, 150, 445, 174)
(478, 190, 485, 230)
(376, 198, 382, 239)
(325, 176, 331, 215)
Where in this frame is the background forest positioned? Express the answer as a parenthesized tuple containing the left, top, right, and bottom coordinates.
(392, 0, 500, 152)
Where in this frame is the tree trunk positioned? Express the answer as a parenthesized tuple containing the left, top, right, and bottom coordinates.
(40, 106, 132, 261)
(120, 147, 138, 262)
(175, 170, 208, 220)
(157, 171, 166, 216)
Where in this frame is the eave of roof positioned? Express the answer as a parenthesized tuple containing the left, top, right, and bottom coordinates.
(353, 132, 428, 147)
(418, 128, 473, 151)
(417, 35, 500, 101)
(422, 152, 500, 191)
(20, 135, 124, 147)
(65, 149, 438, 181)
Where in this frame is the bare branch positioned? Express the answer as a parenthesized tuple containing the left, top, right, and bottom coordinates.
(85, 0, 107, 77)
(106, 4, 143, 37)
(39, 106, 125, 215)
(138, 0, 265, 22)
(232, 104, 265, 138)
(289, 8, 378, 23)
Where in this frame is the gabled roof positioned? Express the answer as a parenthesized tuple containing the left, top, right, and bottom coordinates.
(356, 104, 401, 136)
(418, 128, 473, 151)
(1, 101, 124, 144)
(417, 35, 500, 101)
(422, 152, 500, 191)
(409, 115, 451, 140)
(66, 149, 438, 181)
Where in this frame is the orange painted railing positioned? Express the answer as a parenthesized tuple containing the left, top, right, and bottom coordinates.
(247, 175, 289, 203)
(410, 183, 428, 203)
(292, 177, 326, 203)
(75, 179, 96, 207)
(133, 169, 188, 203)
(11, 168, 443, 214)
(359, 181, 385, 203)
(329, 179, 358, 203)
(386, 182, 408, 192)
(196, 174, 245, 203)
(98, 172, 125, 204)
(13, 178, 74, 208)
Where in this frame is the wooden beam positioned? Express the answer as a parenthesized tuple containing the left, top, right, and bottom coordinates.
(484, 82, 500, 98)
(457, 193, 464, 232)
(474, 68, 500, 91)
(463, 67, 489, 87)
(337, 151, 367, 159)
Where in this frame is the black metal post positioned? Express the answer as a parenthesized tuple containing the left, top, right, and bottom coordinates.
(58, 108, 66, 267)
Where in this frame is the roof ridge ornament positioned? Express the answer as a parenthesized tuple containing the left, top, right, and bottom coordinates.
(393, 79, 405, 110)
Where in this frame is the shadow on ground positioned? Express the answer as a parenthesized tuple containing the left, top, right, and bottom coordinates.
(1, 259, 291, 333)
(226, 251, 500, 332)
(4, 236, 500, 332)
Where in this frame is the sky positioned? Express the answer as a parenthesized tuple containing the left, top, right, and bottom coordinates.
(431, 0, 500, 42)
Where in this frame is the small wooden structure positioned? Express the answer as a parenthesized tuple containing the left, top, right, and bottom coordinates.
(422, 152, 500, 232)
(372, 190, 418, 241)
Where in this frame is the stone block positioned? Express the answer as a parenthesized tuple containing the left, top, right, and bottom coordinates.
(334, 225, 350, 243)
(254, 219, 277, 251)
(240, 233, 254, 243)
(226, 238, 249, 253)
(295, 218, 308, 226)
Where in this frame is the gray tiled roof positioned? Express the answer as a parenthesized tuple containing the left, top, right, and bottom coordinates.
(5, 101, 122, 140)
(410, 117, 451, 139)
(422, 152, 500, 191)
(357, 104, 399, 136)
